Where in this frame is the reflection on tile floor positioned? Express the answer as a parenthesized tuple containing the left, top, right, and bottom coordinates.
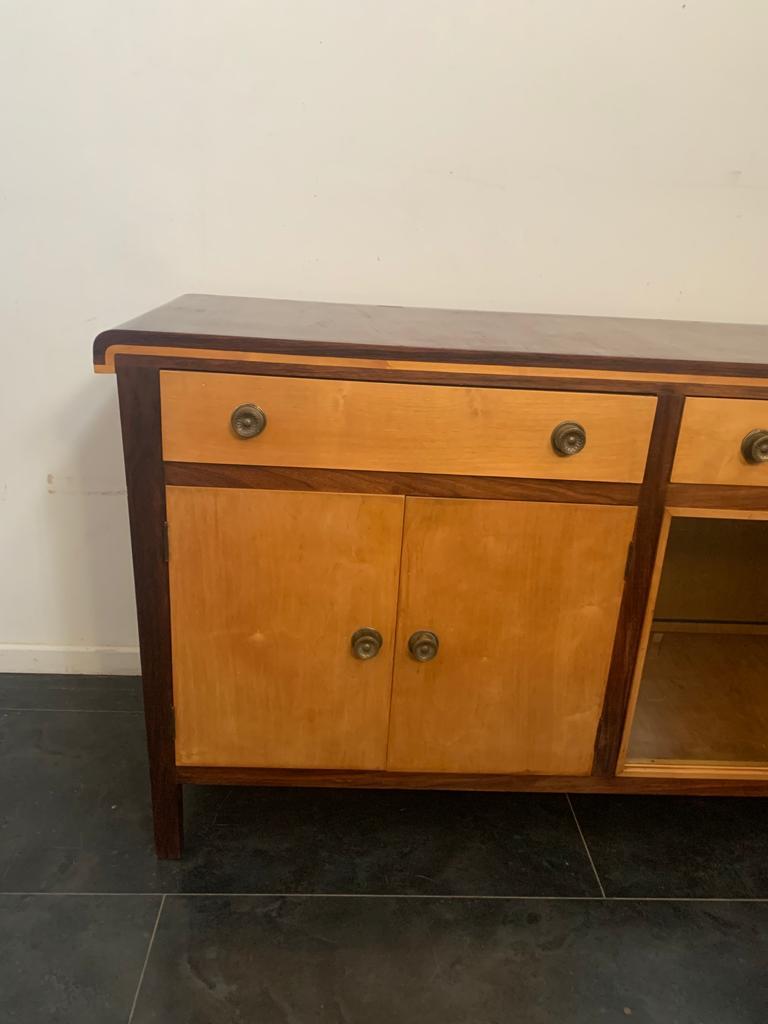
(2, 674, 768, 1023)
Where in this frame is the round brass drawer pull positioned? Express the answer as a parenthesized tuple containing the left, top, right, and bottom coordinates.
(351, 628, 383, 660)
(551, 421, 587, 457)
(408, 630, 439, 662)
(231, 404, 267, 439)
(741, 429, 768, 465)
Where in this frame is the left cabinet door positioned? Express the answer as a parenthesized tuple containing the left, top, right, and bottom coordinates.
(166, 486, 405, 769)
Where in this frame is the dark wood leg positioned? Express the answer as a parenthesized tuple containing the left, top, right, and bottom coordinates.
(117, 361, 183, 859)
(151, 777, 183, 860)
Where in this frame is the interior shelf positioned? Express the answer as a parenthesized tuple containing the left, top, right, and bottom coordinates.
(625, 515, 768, 768)
(627, 631, 768, 763)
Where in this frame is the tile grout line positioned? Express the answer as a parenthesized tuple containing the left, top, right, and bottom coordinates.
(566, 794, 606, 898)
(3, 891, 768, 902)
(127, 894, 165, 1024)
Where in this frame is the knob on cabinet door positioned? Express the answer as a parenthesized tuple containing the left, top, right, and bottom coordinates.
(741, 429, 768, 465)
(231, 403, 267, 439)
(408, 630, 439, 662)
(351, 628, 383, 660)
(551, 421, 587, 457)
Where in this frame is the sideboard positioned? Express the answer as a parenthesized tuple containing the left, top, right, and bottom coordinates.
(94, 294, 768, 858)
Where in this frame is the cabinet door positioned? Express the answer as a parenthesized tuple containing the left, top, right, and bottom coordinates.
(167, 486, 404, 769)
(387, 498, 636, 775)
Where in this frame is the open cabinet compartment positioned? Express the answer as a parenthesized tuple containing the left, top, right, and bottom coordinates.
(621, 510, 768, 775)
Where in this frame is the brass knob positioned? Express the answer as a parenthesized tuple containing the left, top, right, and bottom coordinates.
(741, 429, 768, 465)
(231, 404, 267, 439)
(351, 628, 383, 660)
(408, 630, 439, 662)
(551, 421, 587, 457)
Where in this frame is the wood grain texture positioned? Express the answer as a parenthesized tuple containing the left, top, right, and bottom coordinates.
(164, 461, 641, 505)
(653, 516, 768, 624)
(666, 483, 768, 509)
(115, 365, 182, 859)
(619, 510, 768, 768)
(593, 392, 686, 774)
(621, 761, 768, 781)
(667, 507, 768, 520)
(166, 486, 404, 769)
(615, 512, 673, 769)
(94, 293, 768, 377)
(627, 633, 768, 763)
(97, 344, 768, 391)
(175, 763, 768, 795)
(106, 352, 768, 405)
(160, 371, 657, 483)
(673, 397, 768, 485)
(385, 498, 636, 775)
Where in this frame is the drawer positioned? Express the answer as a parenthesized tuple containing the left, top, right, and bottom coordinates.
(160, 370, 657, 482)
(672, 398, 768, 486)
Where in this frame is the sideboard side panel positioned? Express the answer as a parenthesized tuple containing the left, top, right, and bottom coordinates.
(116, 360, 182, 858)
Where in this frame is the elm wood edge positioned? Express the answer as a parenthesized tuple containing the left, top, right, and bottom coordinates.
(110, 351, 768, 400)
(117, 354, 661, 395)
(116, 364, 182, 859)
(164, 463, 641, 505)
(592, 390, 686, 775)
(98, 347, 768, 395)
(174, 765, 768, 796)
(94, 293, 768, 378)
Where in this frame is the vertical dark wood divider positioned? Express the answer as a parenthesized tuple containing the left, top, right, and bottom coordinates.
(593, 388, 685, 775)
(116, 360, 182, 858)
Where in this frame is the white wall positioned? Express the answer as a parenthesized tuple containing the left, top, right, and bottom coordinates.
(1, 0, 767, 673)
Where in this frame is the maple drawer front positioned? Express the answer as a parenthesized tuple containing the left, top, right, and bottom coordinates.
(672, 398, 768, 486)
(160, 370, 656, 483)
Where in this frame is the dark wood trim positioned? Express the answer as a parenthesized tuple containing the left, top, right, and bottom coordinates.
(679, 384, 768, 400)
(593, 390, 686, 775)
(666, 483, 768, 509)
(116, 364, 183, 859)
(164, 462, 642, 505)
(95, 322, 768, 380)
(175, 764, 768, 796)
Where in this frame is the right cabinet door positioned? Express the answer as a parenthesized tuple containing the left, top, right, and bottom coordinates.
(386, 497, 636, 775)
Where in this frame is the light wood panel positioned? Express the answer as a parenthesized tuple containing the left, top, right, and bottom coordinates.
(621, 762, 768, 781)
(160, 371, 657, 482)
(386, 498, 637, 775)
(166, 486, 404, 768)
(99, 343, 768, 389)
(673, 397, 768, 485)
(667, 506, 768, 520)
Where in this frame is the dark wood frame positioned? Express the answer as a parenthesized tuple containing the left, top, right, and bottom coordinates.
(111, 345, 768, 859)
(116, 363, 183, 858)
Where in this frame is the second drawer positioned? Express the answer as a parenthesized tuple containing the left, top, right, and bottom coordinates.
(160, 370, 657, 482)
(673, 398, 768, 486)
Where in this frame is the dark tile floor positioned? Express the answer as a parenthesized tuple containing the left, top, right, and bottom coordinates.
(2, 674, 768, 1022)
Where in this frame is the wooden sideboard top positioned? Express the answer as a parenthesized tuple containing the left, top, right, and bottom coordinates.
(93, 293, 768, 377)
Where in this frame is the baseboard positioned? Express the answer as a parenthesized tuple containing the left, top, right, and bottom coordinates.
(0, 643, 141, 675)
